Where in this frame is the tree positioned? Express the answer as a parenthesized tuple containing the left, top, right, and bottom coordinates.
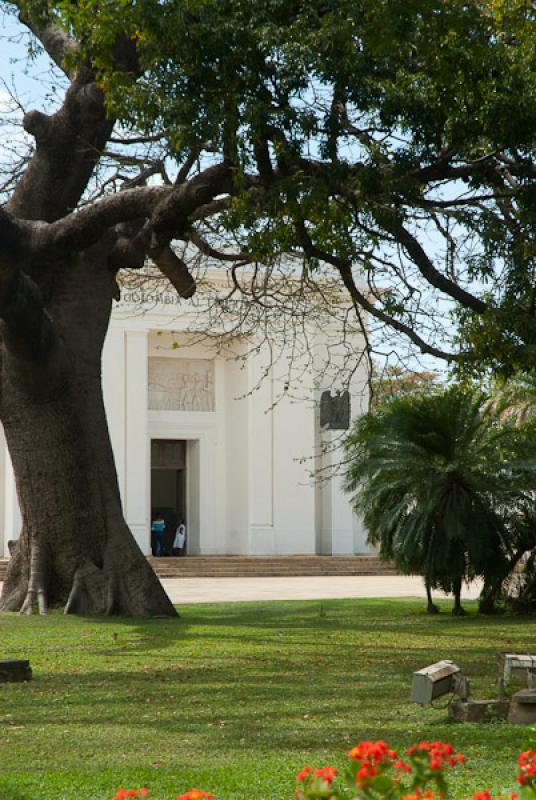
(483, 373, 536, 610)
(62, 0, 535, 375)
(370, 365, 439, 407)
(0, 4, 252, 615)
(343, 388, 536, 614)
(0, 0, 533, 615)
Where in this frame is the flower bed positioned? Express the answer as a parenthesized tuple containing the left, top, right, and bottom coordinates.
(113, 741, 536, 800)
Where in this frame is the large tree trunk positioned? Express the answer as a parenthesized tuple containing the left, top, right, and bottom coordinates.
(0, 13, 217, 616)
(0, 248, 176, 617)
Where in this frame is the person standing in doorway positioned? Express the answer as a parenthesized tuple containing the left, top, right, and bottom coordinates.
(151, 513, 166, 557)
(173, 520, 186, 557)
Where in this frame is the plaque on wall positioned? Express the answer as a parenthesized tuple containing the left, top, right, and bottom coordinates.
(320, 390, 351, 430)
(148, 357, 215, 411)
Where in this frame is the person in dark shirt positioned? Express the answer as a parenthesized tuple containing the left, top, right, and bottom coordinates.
(151, 514, 166, 557)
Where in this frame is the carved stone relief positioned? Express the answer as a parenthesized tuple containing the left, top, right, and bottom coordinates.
(148, 357, 215, 412)
(320, 390, 351, 430)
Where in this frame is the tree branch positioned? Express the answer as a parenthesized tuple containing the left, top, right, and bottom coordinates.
(150, 162, 234, 247)
(294, 220, 459, 363)
(17, 5, 78, 78)
(147, 245, 196, 298)
(377, 212, 488, 314)
(188, 230, 252, 263)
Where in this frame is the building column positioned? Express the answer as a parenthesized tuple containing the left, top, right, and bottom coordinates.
(102, 325, 126, 504)
(3, 447, 22, 557)
(124, 330, 151, 554)
(0, 425, 5, 557)
(315, 424, 369, 556)
(248, 346, 274, 554)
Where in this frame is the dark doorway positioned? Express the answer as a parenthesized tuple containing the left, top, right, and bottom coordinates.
(151, 439, 187, 556)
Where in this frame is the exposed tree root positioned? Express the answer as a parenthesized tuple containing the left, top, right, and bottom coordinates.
(19, 540, 48, 615)
(65, 562, 109, 615)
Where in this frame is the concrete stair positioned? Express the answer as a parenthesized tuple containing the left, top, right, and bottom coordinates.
(0, 555, 397, 582)
(147, 555, 398, 578)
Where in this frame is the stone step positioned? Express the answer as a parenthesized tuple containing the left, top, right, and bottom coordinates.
(148, 556, 397, 578)
(153, 563, 395, 570)
(148, 556, 386, 564)
(0, 556, 398, 582)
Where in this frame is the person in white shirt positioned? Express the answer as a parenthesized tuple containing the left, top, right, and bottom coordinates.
(173, 521, 186, 557)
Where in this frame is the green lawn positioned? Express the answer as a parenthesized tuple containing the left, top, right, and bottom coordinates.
(0, 598, 535, 800)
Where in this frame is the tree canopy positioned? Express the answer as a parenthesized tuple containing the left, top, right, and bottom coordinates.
(10, 0, 534, 375)
(344, 386, 536, 613)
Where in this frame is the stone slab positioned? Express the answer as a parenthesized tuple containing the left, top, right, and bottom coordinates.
(0, 659, 32, 682)
(449, 699, 509, 723)
(508, 701, 536, 725)
(512, 689, 536, 704)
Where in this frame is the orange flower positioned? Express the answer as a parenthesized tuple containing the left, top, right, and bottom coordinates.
(407, 741, 465, 772)
(402, 791, 436, 800)
(296, 767, 312, 782)
(356, 765, 377, 786)
(175, 791, 214, 800)
(349, 741, 397, 764)
(115, 790, 148, 800)
(518, 751, 536, 785)
(313, 767, 338, 784)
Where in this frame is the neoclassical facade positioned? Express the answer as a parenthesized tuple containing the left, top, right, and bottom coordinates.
(0, 271, 370, 558)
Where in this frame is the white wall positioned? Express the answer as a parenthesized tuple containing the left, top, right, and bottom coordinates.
(225, 350, 250, 553)
(0, 425, 5, 556)
(1, 440, 22, 557)
(0, 279, 372, 560)
(247, 344, 274, 554)
(312, 321, 370, 555)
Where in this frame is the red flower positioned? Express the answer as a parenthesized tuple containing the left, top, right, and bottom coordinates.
(348, 740, 397, 765)
(115, 790, 148, 800)
(348, 740, 403, 787)
(175, 791, 214, 800)
(296, 767, 312, 782)
(313, 767, 338, 785)
(356, 765, 377, 785)
(517, 750, 536, 786)
(406, 741, 465, 773)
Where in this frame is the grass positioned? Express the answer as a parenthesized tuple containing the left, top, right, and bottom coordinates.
(0, 598, 535, 800)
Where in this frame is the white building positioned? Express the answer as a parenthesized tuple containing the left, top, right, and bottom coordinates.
(0, 268, 371, 558)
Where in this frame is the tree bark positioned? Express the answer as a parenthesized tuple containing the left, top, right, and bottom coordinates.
(451, 577, 466, 616)
(0, 248, 176, 616)
(425, 580, 440, 614)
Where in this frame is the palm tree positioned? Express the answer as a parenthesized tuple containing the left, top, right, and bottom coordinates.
(344, 387, 536, 614)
